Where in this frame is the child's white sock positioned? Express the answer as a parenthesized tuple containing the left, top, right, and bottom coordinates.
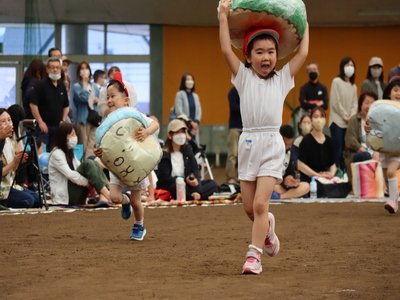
(388, 177, 398, 200)
(249, 244, 263, 255)
(122, 193, 130, 205)
(135, 219, 144, 226)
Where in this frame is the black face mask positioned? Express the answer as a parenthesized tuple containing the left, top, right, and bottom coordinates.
(309, 71, 318, 81)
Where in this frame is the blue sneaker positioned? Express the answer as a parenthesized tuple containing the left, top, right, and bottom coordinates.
(130, 224, 147, 241)
(121, 203, 132, 220)
(271, 191, 281, 200)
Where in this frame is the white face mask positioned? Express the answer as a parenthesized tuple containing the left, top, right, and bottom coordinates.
(371, 68, 382, 79)
(80, 69, 90, 79)
(49, 72, 61, 81)
(172, 133, 186, 146)
(67, 136, 78, 149)
(344, 65, 355, 78)
(185, 80, 194, 90)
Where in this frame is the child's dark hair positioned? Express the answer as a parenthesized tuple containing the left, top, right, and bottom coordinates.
(93, 69, 105, 82)
(244, 34, 279, 68)
(383, 78, 400, 100)
(279, 124, 294, 139)
(107, 79, 128, 96)
(357, 92, 377, 112)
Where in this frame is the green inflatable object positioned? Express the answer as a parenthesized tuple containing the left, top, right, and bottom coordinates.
(229, 0, 307, 59)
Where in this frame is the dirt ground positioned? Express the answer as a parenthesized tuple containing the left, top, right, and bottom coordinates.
(1, 202, 399, 300)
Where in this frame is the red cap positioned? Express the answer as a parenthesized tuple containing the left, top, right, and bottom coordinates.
(242, 28, 280, 57)
(113, 71, 129, 97)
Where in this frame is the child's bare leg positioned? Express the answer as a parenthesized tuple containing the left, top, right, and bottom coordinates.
(240, 180, 257, 221)
(250, 177, 276, 249)
(109, 184, 124, 204)
(147, 174, 155, 202)
(130, 189, 144, 222)
(99, 186, 110, 201)
(386, 160, 400, 200)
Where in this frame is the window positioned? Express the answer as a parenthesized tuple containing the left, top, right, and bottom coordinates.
(0, 23, 54, 55)
(0, 66, 17, 107)
(106, 25, 149, 55)
(107, 62, 150, 114)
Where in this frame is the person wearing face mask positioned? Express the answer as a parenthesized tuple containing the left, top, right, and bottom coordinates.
(344, 92, 379, 171)
(272, 125, 310, 200)
(72, 61, 100, 159)
(0, 108, 40, 209)
(173, 73, 202, 145)
(291, 114, 312, 168)
(298, 107, 336, 184)
(361, 57, 387, 99)
(48, 122, 110, 206)
(156, 119, 218, 200)
(329, 56, 358, 174)
(29, 57, 70, 152)
(299, 63, 329, 117)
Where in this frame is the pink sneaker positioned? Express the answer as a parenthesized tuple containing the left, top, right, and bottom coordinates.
(242, 251, 262, 275)
(384, 199, 398, 214)
(264, 212, 280, 256)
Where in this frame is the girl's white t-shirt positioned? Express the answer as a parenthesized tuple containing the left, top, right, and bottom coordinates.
(232, 63, 294, 130)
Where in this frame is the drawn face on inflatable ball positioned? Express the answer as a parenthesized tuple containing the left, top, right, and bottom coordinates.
(97, 114, 162, 187)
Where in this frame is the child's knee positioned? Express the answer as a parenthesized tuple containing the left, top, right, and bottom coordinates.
(110, 193, 122, 204)
(253, 201, 266, 216)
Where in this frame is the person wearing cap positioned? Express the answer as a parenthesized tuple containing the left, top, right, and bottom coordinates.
(218, 0, 309, 274)
(95, 72, 159, 241)
(156, 119, 219, 201)
(361, 57, 387, 99)
(61, 55, 72, 94)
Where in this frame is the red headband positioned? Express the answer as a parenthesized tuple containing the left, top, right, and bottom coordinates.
(242, 28, 280, 57)
(113, 71, 129, 97)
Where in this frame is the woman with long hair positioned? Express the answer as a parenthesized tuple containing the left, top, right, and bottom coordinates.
(48, 122, 110, 206)
(72, 61, 99, 158)
(329, 56, 358, 172)
(0, 108, 39, 208)
(21, 58, 47, 119)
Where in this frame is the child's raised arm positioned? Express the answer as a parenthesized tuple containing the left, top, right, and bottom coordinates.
(289, 22, 309, 77)
(218, 0, 240, 76)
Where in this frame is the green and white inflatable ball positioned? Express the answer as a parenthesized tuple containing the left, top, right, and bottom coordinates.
(95, 107, 162, 187)
(229, 0, 307, 59)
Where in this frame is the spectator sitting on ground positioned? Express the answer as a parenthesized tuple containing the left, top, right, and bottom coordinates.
(272, 125, 310, 199)
(298, 107, 336, 183)
(344, 92, 379, 169)
(0, 108, 40, 208)
(48, 122, 111, 206)
(291, 114, 312, 168)
(156, 119, 218, 200)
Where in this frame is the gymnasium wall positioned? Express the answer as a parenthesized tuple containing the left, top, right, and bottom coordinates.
(162, 25, 400, 126)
